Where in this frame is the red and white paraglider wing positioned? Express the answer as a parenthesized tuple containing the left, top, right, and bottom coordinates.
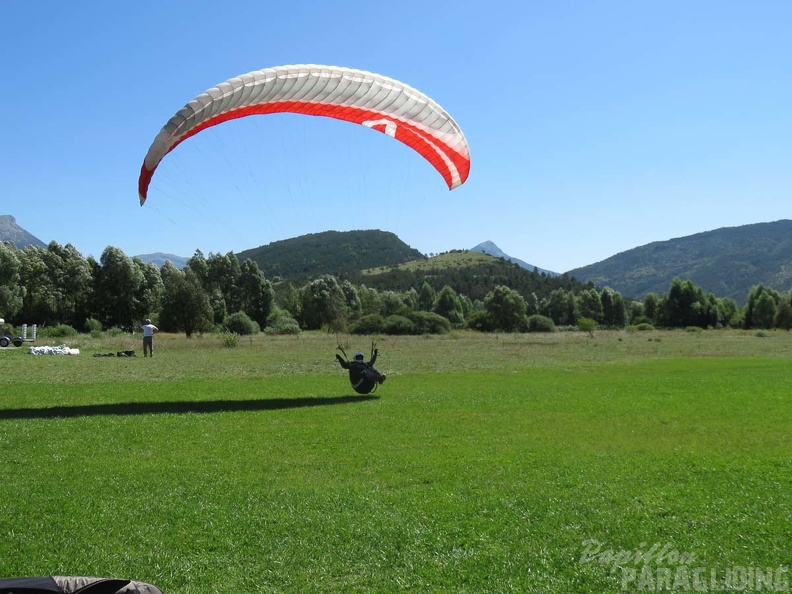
(138, 64, 470, 205)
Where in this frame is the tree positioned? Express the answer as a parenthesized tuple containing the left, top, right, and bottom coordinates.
(717, 297, 740, 328)
(93, 247, 144, 330)
(283, 283, 302, 320)
(357, 285, 381, 316)
(657, 278, 710, 328)
(206, 251, 241, 312)
(402, 287, 419, 313)
(207, 288, 228, 325)
(14, 242, 94, 327)
(433, 285, 464, 326)
(417, 282, 436, 311)
(525, 292, 540, 316)
(159, 267, 213, 337)
(600, 287, 626, 328)
(753, 293, 777, 329)
(17, 246, 54, 324)
(643, 293, 659, 324)
(54, 243, 94, 327)
(774, 295, 792, 330)
(543, 288, 576, 326)
(578, 288, 603, 323)
(340, 280, 362, 318)
(744, 284, 781, 329)
(459, 294, 475, 320)
(299, 275, 348, 331)
(188, 250, 228, 322)
(627, 300, 645, 325)
(187, 249, 208, 286)
(380, 291, 408, 317)
(236, 259, 274, 328)
(483, 285, 527, 332)
(133, 258, 164, 323)
(0, 242, 25, 320)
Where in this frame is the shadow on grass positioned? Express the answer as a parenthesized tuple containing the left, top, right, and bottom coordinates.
(0, 395, 378, 420)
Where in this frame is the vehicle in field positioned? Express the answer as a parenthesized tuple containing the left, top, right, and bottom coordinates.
(0, 318, 38, 348)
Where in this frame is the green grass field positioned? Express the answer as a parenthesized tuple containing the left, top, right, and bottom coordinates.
(1, 330, 791, 593)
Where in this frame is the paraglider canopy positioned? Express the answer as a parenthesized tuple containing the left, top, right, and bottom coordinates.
(138, 64, 470, 205)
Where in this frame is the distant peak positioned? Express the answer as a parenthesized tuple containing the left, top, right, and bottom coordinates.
(470, 240, 558, 276)
(0, 215, 46, 249)
(471, 240, 503, 254)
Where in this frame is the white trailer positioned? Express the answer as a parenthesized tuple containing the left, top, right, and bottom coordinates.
(0, 319, 38, 348)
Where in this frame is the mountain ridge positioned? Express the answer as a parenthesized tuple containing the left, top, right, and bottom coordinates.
(4, 214, 790, 304)
(236, 230, 426, 280)
(568, 219, 792, 303)
(0, 215, 47, 249)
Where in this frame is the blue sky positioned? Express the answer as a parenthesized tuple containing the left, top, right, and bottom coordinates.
(2, 1, 790, 273)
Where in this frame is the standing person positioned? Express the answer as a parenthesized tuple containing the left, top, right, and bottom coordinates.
(141, 319, 158, 358)
(335, 347, 386, 394)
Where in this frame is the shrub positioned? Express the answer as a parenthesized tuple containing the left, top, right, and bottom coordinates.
(222, 332, 240, 348)
(84, 318, 103, 335)
(43, 324, 78, 338)
(408, 311, 451, 335)
(350, 314, 383, 335)
(265, 316, 301, 335)
(526, 315, 556, 333)
(628, 323, 655, 332)
(465, 310, 494, 332)
(577, 317, 596, 337)
(382, 314, 416, 335)
(106, 327, 125, 337)
(223, 312, 259, 336)
(630, 315, 653, 326)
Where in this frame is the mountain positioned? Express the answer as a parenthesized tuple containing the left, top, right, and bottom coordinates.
(567, 220, 792, 303)
(134, 252, 189, 269)
(355, 249, 587, 302)
(470, 241, 558, 276)
(0, 215, 47, 249)
(237, 229, 426, 280)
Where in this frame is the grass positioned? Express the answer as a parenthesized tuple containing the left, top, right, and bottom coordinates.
(1, 330, 791, 592)
(362, 250, 494, 275)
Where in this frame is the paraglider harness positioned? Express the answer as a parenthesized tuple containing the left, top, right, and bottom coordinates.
(0, 576, 163, 594)
(336, 341, 382, 394)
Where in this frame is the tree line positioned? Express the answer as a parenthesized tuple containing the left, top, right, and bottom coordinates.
(1, 241, 790, 337)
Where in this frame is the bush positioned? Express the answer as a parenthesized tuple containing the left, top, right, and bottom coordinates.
(43, 324, 79, 338)
(84, 318, 103, 335)
(627, 323, 655, 332)
(223, 312, 259, 336)
(106, 327, 125, 337)
(465, 310, 493, 332)
(408, 311, 451, 335)
(222, 332, 240, 348)
(265, 316, 301, 335)
(577, 317, 597, 336)
(382, 314, 416, 335)
(527, 315, 556, 333)
(630, 316, 653, 326)
(350, 314, 383, 335)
